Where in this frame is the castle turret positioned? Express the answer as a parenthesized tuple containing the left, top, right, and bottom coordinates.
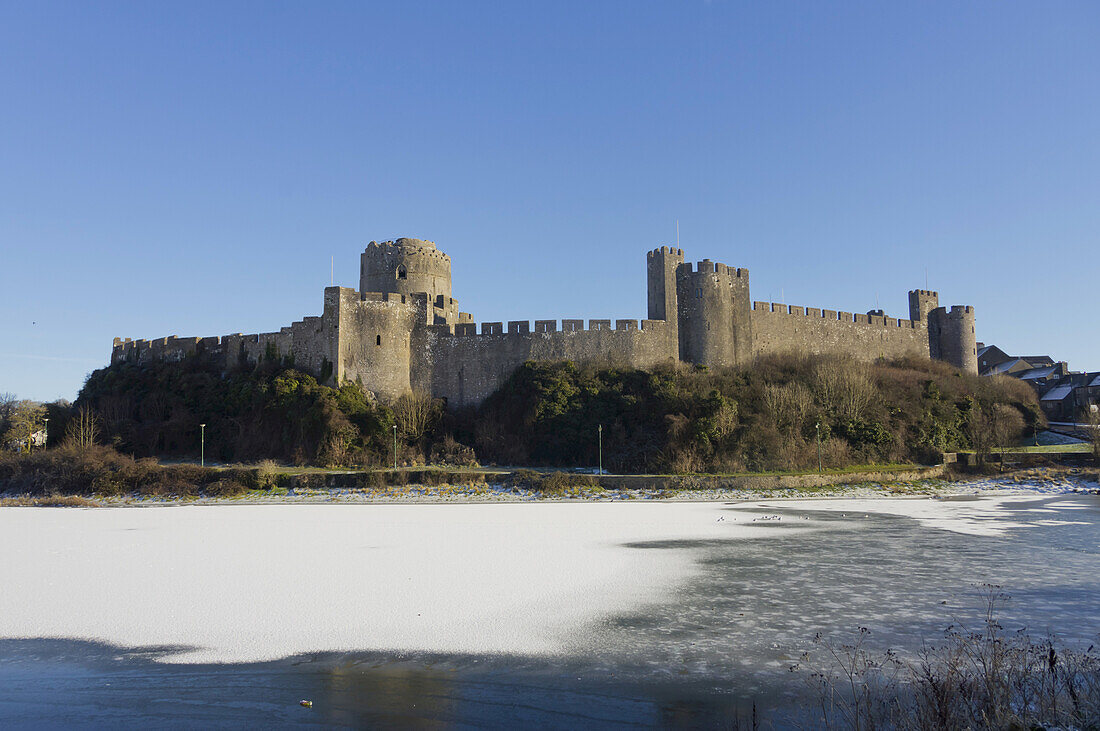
(907, 289, 939, 324)
(325, 285, 417, 398)
(360, 238, 452, 306)
(676, 259, 751, 368)
(647, 246, 684, 360)
(929, 305, 977, 374)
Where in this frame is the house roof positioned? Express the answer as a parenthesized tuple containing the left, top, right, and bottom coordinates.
(1090, 374, 1100, 388)
(988, 358, 1029, 375)
(1019, 366, 1060, 381)
(1040, 385, 1074, 402)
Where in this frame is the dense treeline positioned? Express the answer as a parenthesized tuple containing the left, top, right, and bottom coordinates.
(68, 352, 1041, 473)
(460, 354, 1042, 472)
(77, 355, 397, 465)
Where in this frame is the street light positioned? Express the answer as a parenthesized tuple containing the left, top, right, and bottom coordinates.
(598, 424, 603, 476)
(43, 417, 49, 449)
(200, 423, 206, 468)
(392, 424, 398, 470)
(815, 421, 822, 473)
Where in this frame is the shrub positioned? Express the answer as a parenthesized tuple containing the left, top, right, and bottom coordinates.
(204, 479, 248, 497)
(429, 435, 479, 467)
(508, 470, 599, 495)
(0, 445, 220, 497)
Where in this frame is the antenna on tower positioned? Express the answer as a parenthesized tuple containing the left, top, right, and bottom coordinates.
(676, 220, 679, 248)
(331, 256, 334, 286)
(925, 267, 928, 289)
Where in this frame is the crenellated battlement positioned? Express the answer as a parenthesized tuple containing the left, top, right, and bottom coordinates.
(647, 246, 684, 260)
(675, 260, 748, 278)
(437, 318, 664, 338)
(365, 238, 451, 262)
(751, 301, 921, 329)
(360, 291, 414, 304)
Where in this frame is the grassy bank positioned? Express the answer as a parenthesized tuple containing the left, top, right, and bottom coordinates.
(3, 446, 1095, 505)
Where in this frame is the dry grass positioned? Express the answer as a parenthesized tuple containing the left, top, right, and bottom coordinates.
(0, 494, 99, 507)
(802, 587, 1100, 729)
(0, 445, 247, 498)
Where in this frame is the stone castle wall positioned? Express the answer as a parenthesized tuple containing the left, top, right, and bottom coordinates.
(750, 302, 930, 361)
(421, 319, 676, 407)
(112, 237, 978, 406)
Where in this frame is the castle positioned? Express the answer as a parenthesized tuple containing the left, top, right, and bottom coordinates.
(112, 238, 978, 405)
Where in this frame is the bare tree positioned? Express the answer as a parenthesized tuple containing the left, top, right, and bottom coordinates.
(393, 392, 440, 442)
(761, 384, 787, 424)
(64, 406, 100, 450)
(837, 369, 876, 422)
(98, 393, 132, 431)
(1087, 407, 1100, 465)
(3, 400, 46, 452)
(965, 400, 1020, 465)
(0, 392, 16, 422)
(763, 383, 812, 436)
(813, 359, 876, 423)
(989, 404, 1025, 470)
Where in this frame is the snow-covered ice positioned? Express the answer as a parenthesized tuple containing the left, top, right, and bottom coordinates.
(0, 502, 810, 663)
(751, 494, 1075, 536)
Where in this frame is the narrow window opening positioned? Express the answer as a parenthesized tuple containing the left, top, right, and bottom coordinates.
(397, 266, 407, 280)
(376, 334, 381, 346)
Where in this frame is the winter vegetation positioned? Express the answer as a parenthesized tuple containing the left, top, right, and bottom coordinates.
(35, 352, 1042, 477)
(465, 354, 1040, 472)
(0, 352, 1054, 504)
(801, 588, 1100, 730)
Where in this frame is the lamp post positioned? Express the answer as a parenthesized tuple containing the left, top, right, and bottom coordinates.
(815, 421, 822, 473)
(392, 424, 398, 470)
(43, 417, 49, 449)
(598, 424, 603, 476)
(200, 423, 206, 468)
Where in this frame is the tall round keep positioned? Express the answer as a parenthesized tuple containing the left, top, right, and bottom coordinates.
(675, 259, 752, 368)
(359, 238, 452, 304)
(937, 305, 978, 374)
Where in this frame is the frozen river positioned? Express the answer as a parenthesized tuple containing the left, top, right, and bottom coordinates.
(1, 489, 1098, 727)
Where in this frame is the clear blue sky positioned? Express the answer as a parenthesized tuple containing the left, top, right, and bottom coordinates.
(2, 1, 1097, 402)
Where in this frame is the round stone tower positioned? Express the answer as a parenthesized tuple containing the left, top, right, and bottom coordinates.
(359, 238, 452, 305)
(931, 305, 978, 374)
(675, 259, 752, 369)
